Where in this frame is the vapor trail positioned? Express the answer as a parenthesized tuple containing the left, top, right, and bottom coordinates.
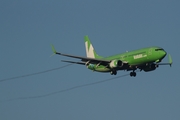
(5, 73, 129, 102)
(0, 64, 72, 82)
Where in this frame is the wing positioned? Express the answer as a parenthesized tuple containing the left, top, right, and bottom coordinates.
(51, 45, 111, 65)
(158, 54, 173, 67)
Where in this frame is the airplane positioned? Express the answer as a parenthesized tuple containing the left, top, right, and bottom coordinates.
(51, 36, 172, 77)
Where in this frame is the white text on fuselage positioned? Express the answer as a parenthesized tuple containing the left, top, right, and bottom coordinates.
(133, 54, 147, 59)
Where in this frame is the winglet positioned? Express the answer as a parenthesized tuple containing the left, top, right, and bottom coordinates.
(168, 54, 173, 67)
(50, 44, 57, 57)
(51, 44, 56, 54)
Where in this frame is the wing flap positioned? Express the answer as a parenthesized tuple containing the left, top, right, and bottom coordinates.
(61, 60, 85, 65)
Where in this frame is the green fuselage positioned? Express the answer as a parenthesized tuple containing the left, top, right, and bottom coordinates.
(87, 46, 167, 72)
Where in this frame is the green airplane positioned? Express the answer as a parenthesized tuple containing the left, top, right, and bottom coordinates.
(51, 36, 172, 77)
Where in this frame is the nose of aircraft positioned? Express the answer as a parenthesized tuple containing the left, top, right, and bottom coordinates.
(160, 50, 167, 58)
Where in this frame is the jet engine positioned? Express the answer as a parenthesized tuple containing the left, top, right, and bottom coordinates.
(109, 60, 123, 68)
(143, 64, 159, 72)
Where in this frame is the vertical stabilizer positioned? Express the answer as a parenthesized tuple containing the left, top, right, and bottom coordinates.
(84, 36, 103, 58)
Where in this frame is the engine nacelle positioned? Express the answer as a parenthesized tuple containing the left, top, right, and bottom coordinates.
(143, 64, 158, 72)
(109, 60, 123, 68)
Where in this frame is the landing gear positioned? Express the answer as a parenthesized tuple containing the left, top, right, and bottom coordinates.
(110, 70, 117, 75)
(130, 72, 136, 77)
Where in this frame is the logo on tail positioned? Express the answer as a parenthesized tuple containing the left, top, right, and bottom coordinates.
(84, 36, 102, 59)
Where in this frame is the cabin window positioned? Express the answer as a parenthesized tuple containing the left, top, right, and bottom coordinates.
(155, 48, 164, 51)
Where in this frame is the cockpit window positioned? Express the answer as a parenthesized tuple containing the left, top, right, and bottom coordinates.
(155, 48, 164, 51)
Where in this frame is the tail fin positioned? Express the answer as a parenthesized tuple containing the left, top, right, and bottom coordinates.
(84, 36, 103, 58)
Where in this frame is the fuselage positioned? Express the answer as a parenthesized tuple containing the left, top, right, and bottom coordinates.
(87, 46, 167, 72)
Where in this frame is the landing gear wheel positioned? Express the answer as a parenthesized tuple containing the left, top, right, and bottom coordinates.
(114, 71, 117, 75)
(130, 72, 136, 77)
(110, 70, 117, 75)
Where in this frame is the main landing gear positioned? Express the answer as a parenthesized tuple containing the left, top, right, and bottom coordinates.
(130, 71, 136, 77)
(110, 70, 137, 77)
(110, 70, 117, 75)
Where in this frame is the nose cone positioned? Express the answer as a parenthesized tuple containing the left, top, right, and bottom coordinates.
(159, 50, 167, 59)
